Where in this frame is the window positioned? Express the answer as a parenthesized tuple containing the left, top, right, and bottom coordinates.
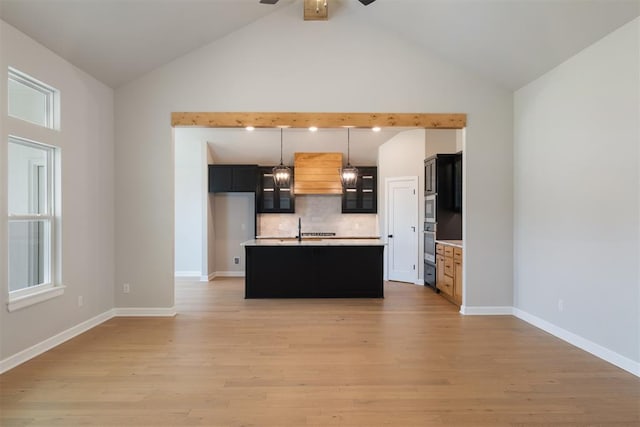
(6, 68, 63, 311)
(8, 67, 58, 129)
(8, 137, 61, 309)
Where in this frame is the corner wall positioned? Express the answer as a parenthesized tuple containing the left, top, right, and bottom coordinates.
(0, 20, 115, 361)
(514, 18, 640, 369)
(174, 137, 208, 279)
(378, 130, 426, 283)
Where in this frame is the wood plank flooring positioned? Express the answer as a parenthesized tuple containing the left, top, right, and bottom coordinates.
(1, 278, 638, 426)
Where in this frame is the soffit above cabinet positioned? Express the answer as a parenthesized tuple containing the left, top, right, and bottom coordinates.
(294, 152, 342, 195)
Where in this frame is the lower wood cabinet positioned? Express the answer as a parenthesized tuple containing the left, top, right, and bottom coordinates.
(436, 243, 463, 306)
(453, 247, 463, 305)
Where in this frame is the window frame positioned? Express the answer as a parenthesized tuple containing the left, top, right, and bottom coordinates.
(4, 63, 66, 312)
(8, 67, 58, 130)
(6, 137, 63, 312)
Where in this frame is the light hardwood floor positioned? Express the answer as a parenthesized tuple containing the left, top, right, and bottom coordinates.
(1, 279, 639, 426)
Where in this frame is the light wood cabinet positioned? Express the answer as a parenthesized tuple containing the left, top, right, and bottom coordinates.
(453, 248, 463, 305)
(436, 243, 463, 306)
(436, 253, 446, 294)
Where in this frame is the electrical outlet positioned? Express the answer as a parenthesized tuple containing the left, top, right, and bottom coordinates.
(123, 283, 130, 293)
(558, 299, 564, 312)
(78, 296, 83, 307)
(233, 256, 240, 265)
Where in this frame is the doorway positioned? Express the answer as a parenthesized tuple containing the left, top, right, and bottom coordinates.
(385, 177, 419, 283)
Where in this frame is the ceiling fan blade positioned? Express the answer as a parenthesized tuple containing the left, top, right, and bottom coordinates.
(358, 0, 376, 5)
(259, 0, 279, 4)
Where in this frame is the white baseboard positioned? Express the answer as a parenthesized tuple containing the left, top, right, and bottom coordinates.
(113, 306, 177, 317)
(207, 272, 216, 281)
(175, 271, 209, 282)
(215, 271, 245, 278)
(460, 305, 514, 315)
(513, 308, 640, 377)
(175, 270, 201, 277)
(0, 309, 115, 374)
(0, 306, 177, 373)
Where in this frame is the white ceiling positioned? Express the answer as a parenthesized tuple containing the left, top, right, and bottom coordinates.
(1, 0, 638, 90)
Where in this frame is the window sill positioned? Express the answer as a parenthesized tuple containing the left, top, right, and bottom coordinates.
(7, 285, 66, 312)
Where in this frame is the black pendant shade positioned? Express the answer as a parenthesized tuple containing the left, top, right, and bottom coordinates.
(272, 128, 291, 187)
(340, 128, 358, 189)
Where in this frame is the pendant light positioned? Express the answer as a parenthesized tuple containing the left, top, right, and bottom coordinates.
(340, 128, 358, 189)
(272, 128, 291, 187)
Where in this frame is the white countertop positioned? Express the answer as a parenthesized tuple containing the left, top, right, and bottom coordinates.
(243, 238, 386, 247)
(435, 240, 463, 248)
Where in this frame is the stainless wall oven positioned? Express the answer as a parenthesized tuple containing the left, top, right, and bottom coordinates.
(423, 222, 436, 263)
(425, 195, 436, 223)
(423, 222, 437, 290)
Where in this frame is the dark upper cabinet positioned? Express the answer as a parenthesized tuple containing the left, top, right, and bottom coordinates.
(209, 165, 257, 193)
(424, 154, 458, 208)
(256, 167, 295, 213)
(453, 152, 463, 212)
(342, 167, 377, 214)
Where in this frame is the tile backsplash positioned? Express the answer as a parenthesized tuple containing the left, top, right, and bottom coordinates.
(258, 195, 379, 237)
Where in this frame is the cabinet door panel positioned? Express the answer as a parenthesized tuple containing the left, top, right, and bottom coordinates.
(454, 259, 463, 304)
(342, 167, 377, 213)
(209, 165, 232, 193)
(232, 166, 257, 192)
(257, 167, 295, 213)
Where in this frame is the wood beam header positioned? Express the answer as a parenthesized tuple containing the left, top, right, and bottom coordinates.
(171, 112, 466, 129)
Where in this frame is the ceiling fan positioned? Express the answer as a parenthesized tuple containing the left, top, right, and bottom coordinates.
(260, 0, 377, 5)
(261, 0, 376, 20)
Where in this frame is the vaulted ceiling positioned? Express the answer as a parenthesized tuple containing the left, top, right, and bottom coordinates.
(0, 0, 638, 90)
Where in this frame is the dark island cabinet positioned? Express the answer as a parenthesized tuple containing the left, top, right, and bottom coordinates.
(245, 244, 384, 298)
(208, 165, 257, 193)
(342, 167, 377, 214)
(257, 167, 295, 213)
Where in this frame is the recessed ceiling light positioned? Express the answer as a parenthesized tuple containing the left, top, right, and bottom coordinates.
(372, 126, 381, 132)
(309, 126, 318, 132)
(246, 126, 255, 131)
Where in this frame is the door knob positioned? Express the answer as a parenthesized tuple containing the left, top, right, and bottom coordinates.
(388, 234, 393, 238)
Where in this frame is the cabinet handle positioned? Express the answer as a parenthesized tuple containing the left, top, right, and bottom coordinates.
(388, 235, 393, 238)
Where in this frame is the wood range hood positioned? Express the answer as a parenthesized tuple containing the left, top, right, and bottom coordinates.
(294, 152, 343, 195)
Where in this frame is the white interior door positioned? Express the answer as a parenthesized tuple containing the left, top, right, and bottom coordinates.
(386, 177, 419, 283)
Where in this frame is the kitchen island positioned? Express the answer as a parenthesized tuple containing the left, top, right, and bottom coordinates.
(243, 239, 385, 298)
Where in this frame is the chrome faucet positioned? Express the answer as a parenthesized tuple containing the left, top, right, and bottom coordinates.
(297, 217, 302, 241)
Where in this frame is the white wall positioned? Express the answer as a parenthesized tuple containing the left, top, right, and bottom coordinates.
(180, 127, 403, 167)
(213, 193, 254, 274)
(378, 129, 426, 283)
(514, 18, 639, 367)
(174, 138, 208, 278)
(0, 20, 115, 360)
(425, 129, 458, 158)
(114, 3, 513, 310)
